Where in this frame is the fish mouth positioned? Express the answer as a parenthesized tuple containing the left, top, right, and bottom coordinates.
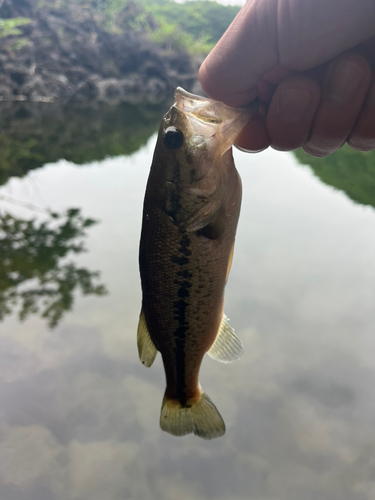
(174, 87, 223, 125)
(163, 100, 218, 147)
(170, 87, 260, 150)
(174, 87, 259, 123)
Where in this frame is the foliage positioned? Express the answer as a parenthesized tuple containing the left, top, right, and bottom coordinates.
(130, 1, 240, 54)
(0, 208, 107, 328)
(36, 0, 240, 55)
(147, 21, 212, 54)
(0, 17, 31, 38)
(148, 1, 239, 48)
(294, 146, 375, 209)
(0, 17, 31, 51)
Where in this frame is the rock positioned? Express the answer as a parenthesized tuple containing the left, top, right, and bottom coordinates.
(119, 74, 149, 105)
(66, 76, 100, 103)
(0, 1, 199, 104)
(0, 74, 14, 100)
(21, 72, 74, 100)
(94, 74, 169, 105)
(145, 78, 169, 105)
(95, 78, 125, 106)
(3, 61, 30, 88)
(0, 0, 37, 19)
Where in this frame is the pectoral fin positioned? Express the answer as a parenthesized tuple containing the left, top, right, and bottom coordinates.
(137, 309, 157, 367)
(170, 186, 222, 233)
(207, 314, 244, 363)
(184, 200, 221, 233)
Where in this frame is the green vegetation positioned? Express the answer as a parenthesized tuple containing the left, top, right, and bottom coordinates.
(0, 208, 107, 328)
(294, 146, 375, 209)
(0, 18, 31, 38)
(0, 0, 240, 55)
(38, 0, 240, 55)
(0, 17, 31, 50)
(137, 1, 240, 54)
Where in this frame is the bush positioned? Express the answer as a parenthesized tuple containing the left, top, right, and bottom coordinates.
(0, 17, 31, 38)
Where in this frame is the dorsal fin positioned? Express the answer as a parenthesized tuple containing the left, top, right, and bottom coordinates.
(207, 315, 244, 363)
(137, 309, 157, 367)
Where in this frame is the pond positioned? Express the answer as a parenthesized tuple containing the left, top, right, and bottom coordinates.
(0, 102, 375, 500)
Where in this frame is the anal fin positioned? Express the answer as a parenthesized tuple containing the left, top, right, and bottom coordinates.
(137, 309, 157, 367)
(207, 314, 244, 363)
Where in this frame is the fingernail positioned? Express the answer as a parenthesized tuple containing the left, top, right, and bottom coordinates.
(235, 144, 266, 153)
(326, 61, 364, 104)
(278, 88, 313, 125)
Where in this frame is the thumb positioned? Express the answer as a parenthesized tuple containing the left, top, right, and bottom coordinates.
(199, 0, 375, 107)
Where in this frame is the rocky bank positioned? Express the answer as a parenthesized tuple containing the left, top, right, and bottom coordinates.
(0, 0, 199, 105)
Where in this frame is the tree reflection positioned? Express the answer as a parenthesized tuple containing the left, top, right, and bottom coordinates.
(294, 146, 375, 209)
(0, 101, 166, 186)
(0, 207, 107, 327)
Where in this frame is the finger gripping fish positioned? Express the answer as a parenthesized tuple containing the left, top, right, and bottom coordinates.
(138, 87, 258, 439)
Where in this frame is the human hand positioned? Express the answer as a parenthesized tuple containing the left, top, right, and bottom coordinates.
(199, 0, 375, 157)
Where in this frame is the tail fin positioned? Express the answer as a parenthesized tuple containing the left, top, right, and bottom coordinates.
(160, 392, 225, 439)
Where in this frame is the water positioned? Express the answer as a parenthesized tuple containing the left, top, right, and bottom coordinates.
(0, 103, 375, 500)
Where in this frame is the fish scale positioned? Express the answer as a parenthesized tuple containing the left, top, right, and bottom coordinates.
(141, 210, 226, 400)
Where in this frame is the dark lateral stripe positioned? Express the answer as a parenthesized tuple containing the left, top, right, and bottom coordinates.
(171, 255, 188, 266)
(172, 233, 192, 406)
(177, 269, 193, 279)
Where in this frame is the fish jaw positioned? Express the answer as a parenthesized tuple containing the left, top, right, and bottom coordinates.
(151, 106, 246, 233)
(148, 86, 258, 199)
(173, 87, 259, 154)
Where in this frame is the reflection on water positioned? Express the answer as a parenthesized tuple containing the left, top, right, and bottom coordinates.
(0, 100, 166, 185)
(295, 146, 375, 209)
(0, 106, 375, 500)
(0, 207, 107, 328)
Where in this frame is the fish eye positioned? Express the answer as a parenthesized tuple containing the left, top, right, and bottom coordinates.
(164, 127, 184, 150)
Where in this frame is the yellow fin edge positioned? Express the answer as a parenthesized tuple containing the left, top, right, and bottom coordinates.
(160, 391, 225, 440)
(137, 309, 157, 367)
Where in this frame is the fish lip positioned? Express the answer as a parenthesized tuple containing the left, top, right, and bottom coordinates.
(174, 86, 260, 124)
(164, 103, 212, 127)
(174, 87, 223, 124)
(163, 87, 260, 156)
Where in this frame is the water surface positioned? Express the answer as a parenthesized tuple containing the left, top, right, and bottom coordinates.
(0, 110, 375, 500)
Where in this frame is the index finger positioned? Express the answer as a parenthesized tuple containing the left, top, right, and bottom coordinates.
(199, 0, 375, 107)
(199, 0, 279, 107)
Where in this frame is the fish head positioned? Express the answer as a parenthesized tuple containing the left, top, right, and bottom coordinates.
(149, 88, 258, 231)
(156, 87, 258, 187)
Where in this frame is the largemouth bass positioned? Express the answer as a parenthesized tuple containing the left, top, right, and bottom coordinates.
(138, 87, 258, 439)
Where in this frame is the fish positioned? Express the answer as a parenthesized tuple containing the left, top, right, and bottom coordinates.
(137, 87, 258, 439)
